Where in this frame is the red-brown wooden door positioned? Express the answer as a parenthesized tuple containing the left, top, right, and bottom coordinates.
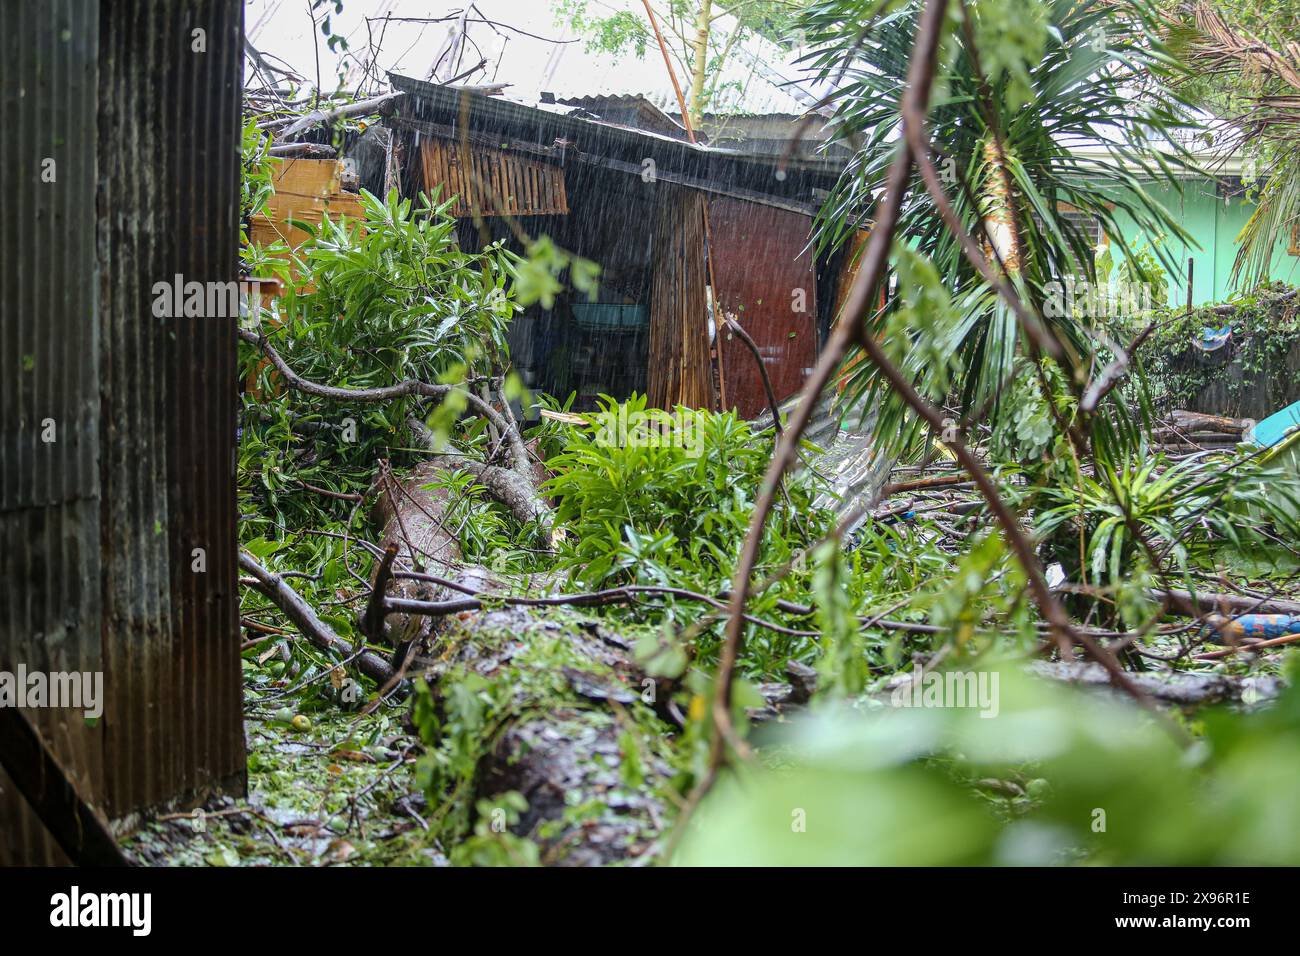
(709, 197, 819, 419)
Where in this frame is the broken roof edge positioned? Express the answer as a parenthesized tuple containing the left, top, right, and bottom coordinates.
(387, 72, 843, 216)
(553, 94, 694, 137)
(388, 73, 842, 175)
(558, 93, 816, 123)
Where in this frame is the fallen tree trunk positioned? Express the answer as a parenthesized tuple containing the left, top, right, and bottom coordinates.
(238, 325, 658, 860)
(415, 605, 674, 865)
(368, 443, 672, 864)
(406, 416, 553, 545)
(1170, 410, 1252, 434)
(1155, 588, 1300, 617)
(1028, 660, 1282, 707)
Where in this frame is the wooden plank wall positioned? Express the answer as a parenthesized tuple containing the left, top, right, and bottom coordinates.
(249, 158, 365, 250)
(647, 186, 713, 410)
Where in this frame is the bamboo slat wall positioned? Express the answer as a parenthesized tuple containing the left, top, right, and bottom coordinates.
(420, 138, 568, 217)
(648, 187, 713, 410)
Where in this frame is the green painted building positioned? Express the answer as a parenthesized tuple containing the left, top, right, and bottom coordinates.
(1089, 150, 1300, 306)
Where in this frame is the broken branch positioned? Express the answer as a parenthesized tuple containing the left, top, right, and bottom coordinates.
(239, 550, 396, 685)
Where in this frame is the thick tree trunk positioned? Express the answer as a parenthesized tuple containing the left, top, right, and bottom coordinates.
(371, 451, 674, 864)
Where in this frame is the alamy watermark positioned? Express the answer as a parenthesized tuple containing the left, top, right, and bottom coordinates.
(593, 404, 704, 458)
(890, 663, 1000, 718)
(151, 274, 279, 321)
(1044, 278, 1158, 319)
(0, 664, 102, 719)
(50, 886, 150, 936)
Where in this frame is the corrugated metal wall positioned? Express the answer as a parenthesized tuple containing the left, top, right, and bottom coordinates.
(711, 197, 819, 420)
(0, 0, 246, 863)
(0, 0, 104, 867)
(97, 0, 246, 818)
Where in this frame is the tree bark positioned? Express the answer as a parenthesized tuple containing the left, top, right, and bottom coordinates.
(368, 453, 676, 864)
(687, 0, 712, 126)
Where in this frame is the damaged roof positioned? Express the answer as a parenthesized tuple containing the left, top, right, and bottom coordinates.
(387, 73, 842, 215)
(246, 0, 829, 118)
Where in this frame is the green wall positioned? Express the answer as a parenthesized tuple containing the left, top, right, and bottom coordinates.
(1105, 177, 1299, 307)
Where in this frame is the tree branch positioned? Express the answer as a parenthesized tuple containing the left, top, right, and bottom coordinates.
(238, 327, 530, 471)
(239, 550, 396, 685)
(711, 0, 954, 781)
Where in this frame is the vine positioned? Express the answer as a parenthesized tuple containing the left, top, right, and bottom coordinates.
(1138, 283, 1300, 415)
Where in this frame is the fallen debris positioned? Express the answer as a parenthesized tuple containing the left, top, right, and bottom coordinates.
(1028, 661, 1282, 707)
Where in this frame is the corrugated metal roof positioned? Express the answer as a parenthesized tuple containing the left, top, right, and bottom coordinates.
(388, 74, 843, 214)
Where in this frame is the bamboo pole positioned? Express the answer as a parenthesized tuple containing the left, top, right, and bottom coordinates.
(641, 0, 728, 412)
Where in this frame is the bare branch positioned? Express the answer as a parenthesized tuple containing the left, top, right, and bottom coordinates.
(239, 550, 396, 685)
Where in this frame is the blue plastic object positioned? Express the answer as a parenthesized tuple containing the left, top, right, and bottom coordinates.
(1193, 325, 1232, 352)
(1248, 399, 1300, 448)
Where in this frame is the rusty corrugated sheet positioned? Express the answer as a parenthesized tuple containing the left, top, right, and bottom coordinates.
(97, 0, 246, 817)
(0, 0, 245, 863)
(710, 197, 819, 420)
(421, 138, 568, 217)
(0, 0, 104, 867)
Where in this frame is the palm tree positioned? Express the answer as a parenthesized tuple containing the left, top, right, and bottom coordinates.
(800, 0, 1200, 454)
(1165, 1, 1300, 290)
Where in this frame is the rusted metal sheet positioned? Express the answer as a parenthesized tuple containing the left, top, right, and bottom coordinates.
(0, 0, 246, 863)
(709, 197, 819, 419)
(97, 0, 246, 818)
(421, 138, 568, 217)
(0, 708, 127, 866)
(0, 0, 104, 867)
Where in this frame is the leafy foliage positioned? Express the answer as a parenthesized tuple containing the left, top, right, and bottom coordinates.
(1032, 446, 1300, 625)
(239, 188, 519, 529)
(678, 662, 1300, 865)
(240, 119, 278, 249)
(543, 395, 829, 593)
(554, 0, 806, 122)
(802, 0, 1198, 448)
(1139, 283, 1300, 415)
(215, 0, 1300, 870)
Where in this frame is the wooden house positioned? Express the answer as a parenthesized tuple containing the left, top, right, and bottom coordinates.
(382, 75, 857, 419)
